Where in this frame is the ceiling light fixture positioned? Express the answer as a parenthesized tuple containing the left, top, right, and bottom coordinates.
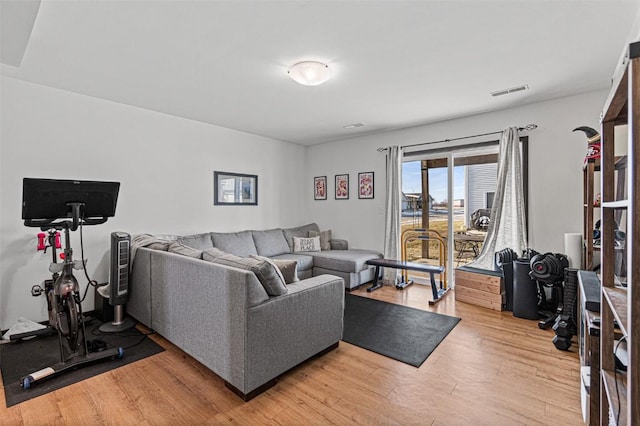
(287, 61, 331, 86)
(343, 122, 365, 129)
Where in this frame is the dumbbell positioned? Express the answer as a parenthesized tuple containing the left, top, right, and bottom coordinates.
(552, 335, 572, 351)
(552, 315, 575, 338)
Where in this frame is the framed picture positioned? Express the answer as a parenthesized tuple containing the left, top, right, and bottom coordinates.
(358, 172, 374, 199)
(314, 176, 327, 200)
(335, 174, 349, 200)
(214, 171, 258, 205)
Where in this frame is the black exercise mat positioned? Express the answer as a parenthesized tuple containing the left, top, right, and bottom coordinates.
(342, 294, 460, 367)
(1, 319, 164, 407)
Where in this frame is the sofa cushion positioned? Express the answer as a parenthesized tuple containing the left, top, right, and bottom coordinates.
(176, 233, 214, 251)
(270, 253, 314, 272)
(309, 229, 332, 251)
(203, 248, 287, 296)
(309, 249, 382, 273)
(211, 231, 258, 257)
(293, 236, 321, 253)
(168, 241, 203, 259)
(282, 223, 320, 251)
(251, 229, 290, 257)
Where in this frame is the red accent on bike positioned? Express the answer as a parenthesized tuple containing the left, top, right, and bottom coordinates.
(59, 253, 66, 260)
(54, 232, 62, 249)
(37, 233, 46, 251)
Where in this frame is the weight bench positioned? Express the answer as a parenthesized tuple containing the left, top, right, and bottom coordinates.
(365, 258, 449, 305)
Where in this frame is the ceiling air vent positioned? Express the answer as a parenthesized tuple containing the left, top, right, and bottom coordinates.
(343, 122, 365, 129)
(490, 84, 529, 97)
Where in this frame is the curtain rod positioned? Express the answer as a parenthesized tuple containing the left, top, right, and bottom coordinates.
(376, 124, 538, 152)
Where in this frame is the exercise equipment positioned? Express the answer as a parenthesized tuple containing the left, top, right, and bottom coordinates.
(551, 268, 578, 351)
(400, 228, 447, 289)
(19, 178, 124, 389)
(528, 252, 568, 330)
(495, 248, 518, 311)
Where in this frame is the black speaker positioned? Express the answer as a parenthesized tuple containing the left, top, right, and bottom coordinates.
(99, 232, 135, 332)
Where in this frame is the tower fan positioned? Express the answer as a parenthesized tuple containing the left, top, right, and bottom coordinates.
(99, 232, 135, 332)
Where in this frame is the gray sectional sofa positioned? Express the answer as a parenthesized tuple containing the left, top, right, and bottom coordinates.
(127, 223, 381, 400)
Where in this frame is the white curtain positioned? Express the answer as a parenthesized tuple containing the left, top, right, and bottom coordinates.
(383, 146, 403, 283)
(467, 127, 528, 270)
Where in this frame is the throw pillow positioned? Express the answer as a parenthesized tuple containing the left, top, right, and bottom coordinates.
(250, 255, 293, 286)
(203, 248, 288, 296)
(309, 229, 332, 251)
(252, 256, 298, 284)
(282, 223, 320, 251)
(273, 259, 299, 284)
(168, 241, 203, 259)
(293, 236, 321, 253)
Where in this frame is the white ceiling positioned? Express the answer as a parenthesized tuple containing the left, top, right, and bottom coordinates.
(2, 1, 639, 145)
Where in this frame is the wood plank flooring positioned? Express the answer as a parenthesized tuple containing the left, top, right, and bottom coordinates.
(1, 284, 583, 425)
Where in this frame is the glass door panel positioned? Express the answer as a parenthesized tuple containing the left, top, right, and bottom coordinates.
(401, 158, 450, 285)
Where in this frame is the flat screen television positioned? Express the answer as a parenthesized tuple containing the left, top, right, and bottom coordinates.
(22, 178, 120, 225)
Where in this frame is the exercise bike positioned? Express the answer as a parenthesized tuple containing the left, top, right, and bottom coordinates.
(20, 179, 124, 389)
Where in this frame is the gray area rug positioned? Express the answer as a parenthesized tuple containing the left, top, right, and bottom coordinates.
(342, 294, 460, 367)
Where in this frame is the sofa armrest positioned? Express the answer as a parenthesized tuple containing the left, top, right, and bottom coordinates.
(329, 239, 348, 250)
(244, 274, 344, 392)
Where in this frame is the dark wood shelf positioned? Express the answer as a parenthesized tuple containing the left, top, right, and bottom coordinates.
(602, 369, 627, 425)
(603, 287, 628, 335)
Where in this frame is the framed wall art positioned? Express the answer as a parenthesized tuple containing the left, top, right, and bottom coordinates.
(214, 171, 258, 205)
(335, 174, 349, 200)
(358, 171, 374, 199)
(314, 176, 327, 200)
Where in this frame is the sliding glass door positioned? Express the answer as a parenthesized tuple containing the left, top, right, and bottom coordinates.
(401, 156, 453, 284)
(402, 146, 501, 284)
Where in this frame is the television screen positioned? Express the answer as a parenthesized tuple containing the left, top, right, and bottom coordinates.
(22, 178, 120, 221)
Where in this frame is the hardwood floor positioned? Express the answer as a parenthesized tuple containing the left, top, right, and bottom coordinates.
(1, 284, 583, 425)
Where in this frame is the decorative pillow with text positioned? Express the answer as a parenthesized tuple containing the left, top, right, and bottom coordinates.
(293, 236, 321, 253)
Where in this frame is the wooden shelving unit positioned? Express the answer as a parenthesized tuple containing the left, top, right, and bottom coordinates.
(583, 157, 626, 271)
(582, 160, 598, 270)
(599, 40, 639, 426)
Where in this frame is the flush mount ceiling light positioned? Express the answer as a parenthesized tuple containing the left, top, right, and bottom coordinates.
(287, 61, 331, 86)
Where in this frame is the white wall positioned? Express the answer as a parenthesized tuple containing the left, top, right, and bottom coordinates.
(305, 90, 607, 256)
(0, 77, 307, 330)
(0, 78, 614, 330)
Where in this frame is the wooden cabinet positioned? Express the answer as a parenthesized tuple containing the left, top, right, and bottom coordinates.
(599, 40, 639, 425)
